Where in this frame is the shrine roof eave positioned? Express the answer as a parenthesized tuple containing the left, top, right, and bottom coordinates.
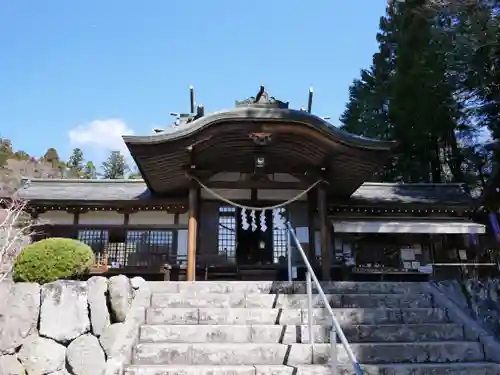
(11, 179, 476, 210)
(344, 182, 478, 210)
(12, 179, 187, 209)
(122, 106, 396, 151)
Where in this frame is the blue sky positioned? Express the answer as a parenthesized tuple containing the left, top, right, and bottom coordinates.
(0, 0, 387, 165)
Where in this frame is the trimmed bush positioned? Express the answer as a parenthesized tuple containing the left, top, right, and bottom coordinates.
(13, 237, 95, 284)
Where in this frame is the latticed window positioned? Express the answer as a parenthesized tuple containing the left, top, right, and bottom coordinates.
(126, 230, 174, 266)
(77, 229, 174, 267)
(218, 206, 236, 262)
(78, 230, 109, 264)
(273, 208, 288, 263)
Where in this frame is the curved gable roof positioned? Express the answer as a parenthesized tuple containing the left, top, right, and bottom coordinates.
(123, 100, 397, 196)
(123, 106, 395, 150)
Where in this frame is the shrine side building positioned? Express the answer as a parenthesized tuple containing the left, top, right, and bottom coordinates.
(13, 89, 488, 281)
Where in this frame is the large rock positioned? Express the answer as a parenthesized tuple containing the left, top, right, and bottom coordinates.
(87, 276, 110, 337)
(0, 354, 25, 375)
(66, 334, 106, 375)
(18, 336, 66, 375)
(0, 282, 40, 354)
(108, 275, 133, 322)
(130, 276, 147, 290)
(39, 281, 90, 344)
(99, 323, 124, 357)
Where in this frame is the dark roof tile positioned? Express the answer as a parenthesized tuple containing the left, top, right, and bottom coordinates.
(15, 179, 150, 202)
(12, 179, 475, 207)
(351, 182, 474, 206)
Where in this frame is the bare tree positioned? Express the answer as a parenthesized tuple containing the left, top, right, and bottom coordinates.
(0, 198, 32, 282)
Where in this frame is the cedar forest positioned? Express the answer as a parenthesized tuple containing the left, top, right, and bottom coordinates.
(0, 0, 499, 196)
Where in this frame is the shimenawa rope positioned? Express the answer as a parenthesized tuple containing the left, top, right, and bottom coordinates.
(191, 175, 323, 211)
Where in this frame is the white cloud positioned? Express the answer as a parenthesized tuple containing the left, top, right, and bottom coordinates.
(68, 118, 134, 154)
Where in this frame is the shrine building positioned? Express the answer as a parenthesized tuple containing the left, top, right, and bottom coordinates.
(12, 87, 489, 281)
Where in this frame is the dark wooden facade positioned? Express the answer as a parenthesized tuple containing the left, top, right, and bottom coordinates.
(9, 88, 490, 281)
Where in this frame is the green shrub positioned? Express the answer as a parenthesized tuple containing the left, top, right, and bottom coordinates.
(13, 237, 95, 284)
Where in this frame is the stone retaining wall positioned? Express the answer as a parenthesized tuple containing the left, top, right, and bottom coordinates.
(433, 279, 500, 339)
(0, 275, 150, 375)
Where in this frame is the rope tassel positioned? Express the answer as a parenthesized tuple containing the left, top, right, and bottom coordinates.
(260, 210, 267, 232)
(273, 208, 286, 229)
(241, 208, 249, 230)
(250, 210, 257, 232)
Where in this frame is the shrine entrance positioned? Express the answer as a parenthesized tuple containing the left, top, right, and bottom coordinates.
(236, 208, 274, 265)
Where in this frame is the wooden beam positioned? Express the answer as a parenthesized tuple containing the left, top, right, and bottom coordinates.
(191, 166, 325, 177)
(317, 185, 331, 281)
(187, 187, 199, 281)
(204, 180, 310, 190)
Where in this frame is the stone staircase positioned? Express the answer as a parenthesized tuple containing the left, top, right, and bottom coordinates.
(124, 281, 499, 375)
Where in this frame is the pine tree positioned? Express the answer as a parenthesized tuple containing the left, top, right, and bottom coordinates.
(101, 151, 129, 179)
(67, 148, 84, 177)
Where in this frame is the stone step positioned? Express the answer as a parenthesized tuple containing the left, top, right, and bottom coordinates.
(148, 281, 424, 295)
(150, 292, 433, 309)
(140, 323, 464, 344)
(146, 307, 449, 326)
(132, 342, 484, 365)
(125, 363, 500, 375)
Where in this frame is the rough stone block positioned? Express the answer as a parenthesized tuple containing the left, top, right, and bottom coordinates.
(0, 282, 40, 354)
(39, 281, 90, 344)
(109, 275, 134, 323)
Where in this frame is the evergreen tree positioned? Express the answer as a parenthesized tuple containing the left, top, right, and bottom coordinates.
(341, 0, 466, 184)
(42, 148, 60, 165)
(67, 148, 84, 177)
(0, 139, 13, 167)
(82, 161, 97, 179)
(101, 151, 129, 179)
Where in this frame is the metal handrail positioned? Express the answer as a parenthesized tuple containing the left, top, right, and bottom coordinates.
(286, 222, 364, 375)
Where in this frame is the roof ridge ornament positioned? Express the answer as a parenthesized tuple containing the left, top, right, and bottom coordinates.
(236, 85, 289, 109)
(153, 86, 205, 133)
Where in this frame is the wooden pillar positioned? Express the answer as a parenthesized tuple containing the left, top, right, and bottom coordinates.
(307, 191, 317, 265)
(187, 187, 199, 281)
(318, 186, 331, 280)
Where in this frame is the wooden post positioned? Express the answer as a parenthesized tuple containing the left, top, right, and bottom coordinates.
(187, 187, 199, 281)
(317, 186, 331, 280)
